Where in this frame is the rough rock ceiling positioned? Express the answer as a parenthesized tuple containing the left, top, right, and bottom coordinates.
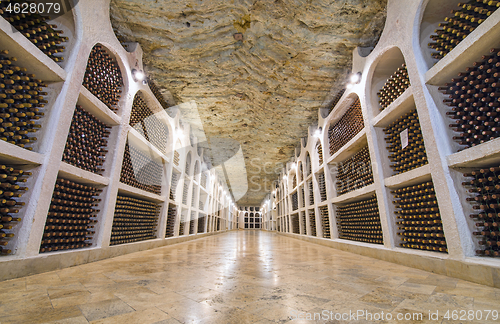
(110, 0, 387, 205)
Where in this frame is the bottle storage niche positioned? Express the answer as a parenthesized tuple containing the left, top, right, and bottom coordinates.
(169, 169, 180, 201)
(369, 47, 407, 116)
(165, 203, 176, 237)
(438, 48, 500, 152)
(40, 178, 101, 253)
(336, 145, 374, 196)
(307, 179, 314, 205)
(317, 171, 327, 202)
(0, 1, 71, 65)
(292, 173, 297, 189)
(120, 142, 163, 195)
(328, 96, 364, 156)
(63, 106, 110, 174)
(197, 214, 205, 233)
(185, 152, 191, 177)
(189, 211, 196, 234)
(300, 185, 305, 208)
(0, 49, 50, 152)
(130, 92, 169, 155)
(182, 177, 189, 205)
(319, 205, 330, 239)
(308, 209, 317, 236)
(305, 152, 312, 178)
(316, 141, 323, 166)
(110, 194, 161, 246)
(0, 163, 35, 255)
(461, 166, 500, 257)
(300, 211, 306, 235)
(328, 89, 346, 115)
(173, 150, 180, 166)
(200, 172, 207, 188)
(179, 208, 188, 235)
(383, 109, 428, 175)
(147, 78, 170, 110)
(191, 186, 196, 207)
(291, 191, 298, 211)
(82, 45, 123, 112)
(423, 0, 499, 67)
(291, 213, 299, 234)
(199, 191, 207, 211)
(393, 180, 448, 253)
(335, 195, 383, 244)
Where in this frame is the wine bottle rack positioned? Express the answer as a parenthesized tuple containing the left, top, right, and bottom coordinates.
(336, 145, 374, 195)
(40, 178, 99, 253)
(291, 213, 299, 234)
(185, 153, 191, 176)
(336, 195, 383, 244)
(0, 1, 69, 63)
(0, 165, 31, 255)
(319, 205, 330, 239)
(394, 181, 448, 253)
(291, 191, 298, 211)
(301, 211, 306, 235)
(182, 180, 189, 205)
(179, 211, 186, 235)
(300, 186, 305, 208)
(299, 162, 303, 180)
(306, 153, 312, 177)
(377, 64, 410, 111)
(200, 173, 207, 188)
(169, 172, 179, 200)
(316, 142, 323, 165)
(173, 150, 180, 166)
(328, 88, 346, 115)
(0, 49, 46, 151)
(318, 172, 327, 202)
(110, 195, 160, 245)
(147, 78, 170, 110)
(307, 180, 314, 205)
(292, 174, 297, 188)
(199, 199, 204, 211)
(191, 187, 196, 207)
(462, 166, 500, 257)
(82, 45, 123, 111)
(197, 214, 205, 233)
(62, 106, 110, 174)
(328, 98, 364, 156)
(309, 209, 317, 236)
(120, 143, 163, 195)
(383, 109, 428, 175)
(428, 1, 499, 61)
(216, 218, 220, 231)
(440, 47, 500, 150)
(189, 211, 195, 234)
(165, 203, 176, 238)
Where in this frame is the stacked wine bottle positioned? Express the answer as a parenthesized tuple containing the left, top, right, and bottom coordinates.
(182, 180, 189, 205)
(110, 195, 160, 245)
(179, 212, 186, 235)
(336, 146, 374, 195)
(328, 98, 364, 156)
(170, 172, 180, 200)
(200, 173, 207, 188)
(120, 143, 162, 195)
(197, 215, 205, 233)
(291, 213, 300, 234)
(440, 48, 500, 150)
(383, 109, 428, 175)
(305, 154, 312, 177)
(429, 1, 499, 61)
(216, 218, 220, 231)
(291, 192, 298, 211)
(0, 165, 30, 255)
(307, 180, 314, 205)
(462, 166, 500, 257)
(173, 150, 180, 166)
(301, 211, 307, 235)
(82, 45, 123, 111)
(189, 211, 195, 234)
(309, 209, 317, 236)
(394, 181, 448, 253)
(318, 172, 327, 201)
(336, 195, 383, 244)
(148, 78, 170, 110)
(0, 1, 68, 63)
(319, 205, 330, 239)
(199, 199, 204, 211)
(300, 186, 305, 208)
(0, 50, 46, 150)
(165, 203, 176, 237)
(377, 64, 410, 110)
(328, 89, 346, 115)
(40, 178, 100, 253)
(62, 106, 110, 174)
(292, 174, 297, 188)
(316, 142, 323, 165)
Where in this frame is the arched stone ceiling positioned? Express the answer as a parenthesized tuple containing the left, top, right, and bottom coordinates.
(110, 0, 387, 205)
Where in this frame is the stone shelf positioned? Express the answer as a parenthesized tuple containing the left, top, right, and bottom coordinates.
(79, 87, 121, 126)
(331, 183, 376, 205)
(384, 164, 432, 189)
(447, 138, 500, 168)
(117, 182, 165, 203)
(59, 162, 109, 186)
(0, 140, 44, 165)
(0, 17, 66, 82)
(327, 129, 367, 164)
(372, 88, 414, 128)
(425, 9, 500, 86)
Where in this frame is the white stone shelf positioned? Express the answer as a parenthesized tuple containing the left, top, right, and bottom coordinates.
(425, 9, 500, 86)
(384, 164, 432, 189)
(127, 127, 170, 164)
(327, 129, 367, 164)
(331, 183, 376, 205)
(0, 140, 43, 165)
(447, 138, 500, 168)
(59, 162, 109, 186)
(372, 88, 414, 128)
(117, 182, 166, 203)
(0, 17, 66, 82)
(78, 87, 121, 126)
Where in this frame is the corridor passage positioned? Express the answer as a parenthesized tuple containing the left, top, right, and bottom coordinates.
(1, 231, 499, 323)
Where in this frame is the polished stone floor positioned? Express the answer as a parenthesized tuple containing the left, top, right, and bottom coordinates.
(1, 231, 499, 324)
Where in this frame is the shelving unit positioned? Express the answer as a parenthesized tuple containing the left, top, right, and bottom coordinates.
(270, 0, 500, 288)
(0, 0, 238, 281)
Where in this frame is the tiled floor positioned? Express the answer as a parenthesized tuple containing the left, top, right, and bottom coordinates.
(1, 231, 499, 324)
